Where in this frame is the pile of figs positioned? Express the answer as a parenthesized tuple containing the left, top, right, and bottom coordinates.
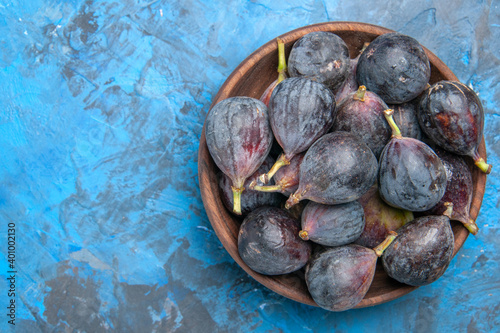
(204, 31, 490, 311)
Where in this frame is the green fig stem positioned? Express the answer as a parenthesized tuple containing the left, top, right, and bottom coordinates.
(360, 42, 370, 54)
(298, 230, 309, 241)
(383, 109, 402, 139)
(463, 218, 479, 235)
(231, 186, 244, 215)
(353, 85, 367, 101)
(251, 183, 283, 193)
(373, 231, 397, 257)
(474, 157, 492, 174)
(258, 153, 290, 184)
(277, 38, 287, 84)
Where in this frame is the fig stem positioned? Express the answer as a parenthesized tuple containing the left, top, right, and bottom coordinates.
(353, 85, 367, 101)
(442, 202, 454, 219)
(474, 157, 492, 174)
(231, 186, 244, 215)
(463, 218, 479, 235)
(251, 183, 283, 193)
(373, 231, 397, 257)
(277, 38, 287, 84)
(298, 230, 309, 241)
(258, 153, 290, 184)
(383, 109, 402, 139)
(285, 190, 303, 209)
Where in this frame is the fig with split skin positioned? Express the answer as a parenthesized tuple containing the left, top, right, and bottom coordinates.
(205, 97, 273, 215)
(306, 232, 397, 312)
(299, 200, 365, 247)
(418, 80, 492, 174)
(378, 109, 447, 212)
(382, 203, 455, 286)
(285, 131, 378, 209)
(237, 206, 312, 275)
(258, 77, 336, 184)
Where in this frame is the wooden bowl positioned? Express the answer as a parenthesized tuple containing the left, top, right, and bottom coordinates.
(198, 22, 488, 308)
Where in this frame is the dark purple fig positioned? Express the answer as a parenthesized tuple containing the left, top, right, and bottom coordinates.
(288, 31, 350, 92)
(378, 109, 447, 211)
(250, 153, 304, 196)
(389, 98, 423, 140)
(285, 131, 377, 208)
(332, 85, 391, 159)
(299, 201, 365, 247)
(382, 203, 455, 286)
(306, 232, 397, 311)
(238, 206, 312, 275)
(259, 77, 336, 183)
(418, 80, 491, 174)
(219, 156, 282, 215)
(356, 32, 431, 104)
(355, 186, 413, 248)
(260, 38, 288, 106)
(426, 147, 478, 234)
(205, 97, 273, 215)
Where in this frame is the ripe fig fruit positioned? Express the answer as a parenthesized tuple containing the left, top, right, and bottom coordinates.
(260, 38, 288, 106)
(205, 97, 273, 215)
(259, 77, 336, 184)
(332, 85, 391, 159)
(378, 109, 447, 211)
(250, 153, 304, 196)
(285, 131, 377, 208)
(335, 41, 369, 103)
(238, 206, 312, 275)
(356, 32, 431, 104)
(219, 156, 282, 215)
(355, 186, 413, 248)
(299, 200, 365, 247)
(382, 203, 455, 286)
(306, 232, 397, 311)
(426, 147, 478, 234)
(418, 80, 492, 174)
(288, 31, 350, 92)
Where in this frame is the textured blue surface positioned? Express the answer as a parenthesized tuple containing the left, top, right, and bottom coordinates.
(0, 1, 499, 332)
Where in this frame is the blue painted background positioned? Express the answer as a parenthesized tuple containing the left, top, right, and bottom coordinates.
(0, 0, 499, 332)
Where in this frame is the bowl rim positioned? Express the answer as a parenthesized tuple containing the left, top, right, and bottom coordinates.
(198, 21, 488, 308)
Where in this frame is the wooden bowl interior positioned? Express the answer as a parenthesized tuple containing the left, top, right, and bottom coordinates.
(198, 22, 488, 308)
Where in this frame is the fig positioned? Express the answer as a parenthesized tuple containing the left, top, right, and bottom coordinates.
(285, 131, 377, 208)
(299, 200, 365, 247)
(418, 80, 491, 174)
(288, 31, 350, 92)
(205, 97, 273, 214)
(259, 77, 336, 184)
(426, 147, 478, 234)
(389, 98, 423, 140)
(238, 206, 312, 275)
(355, 186, 414, 248)
(382, 203, 455, 286)
(219, 156, 282, 215)
(356, 32, 431, 104)
(334, 41, 369, 103)
(332, 85, 391, 159)
(306, 232, 397, 311)
(378, 109, 447, 211)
